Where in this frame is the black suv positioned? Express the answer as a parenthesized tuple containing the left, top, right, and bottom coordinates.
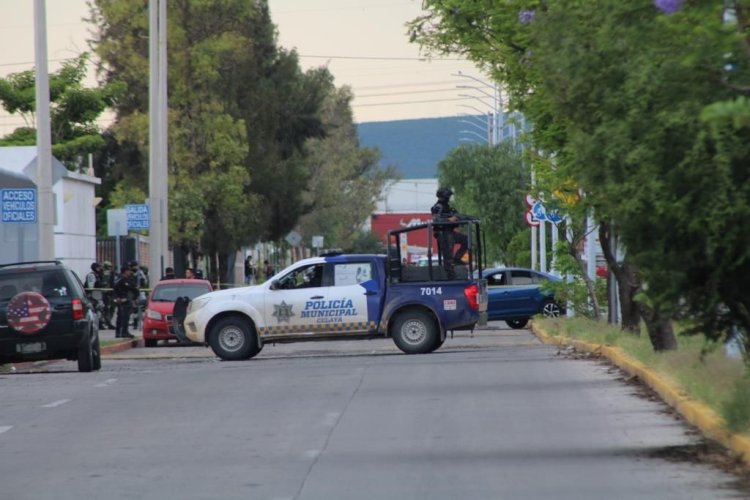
(0, 261, 101, 372)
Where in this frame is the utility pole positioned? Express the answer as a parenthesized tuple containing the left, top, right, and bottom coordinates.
(149, 0, 169, 278)
(34, 0, 54, 260)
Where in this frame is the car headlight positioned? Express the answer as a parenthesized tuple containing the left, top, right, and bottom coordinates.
(189, 296, 211, 314)
(146, 309, 163, 320)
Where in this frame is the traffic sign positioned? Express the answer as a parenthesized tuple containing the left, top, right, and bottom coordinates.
(1, 188, 37, 224)
(107, 209, 128, 237)
(126, 204, 150, 230)
(285, 230, 302, 247)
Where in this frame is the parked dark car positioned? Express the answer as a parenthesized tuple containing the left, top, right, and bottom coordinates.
(483, 267, 564, 329)
(0, 261, 101, 372)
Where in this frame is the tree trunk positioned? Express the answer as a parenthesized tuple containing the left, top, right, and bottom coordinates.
(567, 240, 602, 319)
(598, 221, 640, 333)
(637, 302, 678, 351)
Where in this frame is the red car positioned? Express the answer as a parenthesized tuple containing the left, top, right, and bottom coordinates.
(142, 279, 213, 347)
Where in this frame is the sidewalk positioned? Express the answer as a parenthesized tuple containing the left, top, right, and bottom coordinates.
(99, 324, 142, 355)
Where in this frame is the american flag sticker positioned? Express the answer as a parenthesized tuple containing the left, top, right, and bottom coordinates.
(7, 292, 51, 334)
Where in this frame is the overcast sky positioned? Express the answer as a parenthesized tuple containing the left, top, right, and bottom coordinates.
(0, 0, 487, 134)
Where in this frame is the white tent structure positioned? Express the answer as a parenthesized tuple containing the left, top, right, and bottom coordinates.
(0, 146, 100, 280)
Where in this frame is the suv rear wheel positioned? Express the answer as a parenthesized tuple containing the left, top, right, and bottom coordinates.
(92, 332, 102, 370)
(77, 329, 94, 372)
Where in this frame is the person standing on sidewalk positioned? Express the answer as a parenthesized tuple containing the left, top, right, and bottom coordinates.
(113, 265, 138, 339)
(84, 262, 107, 330)
(244, 255, 255, 285)
(264, 260, 275, 282)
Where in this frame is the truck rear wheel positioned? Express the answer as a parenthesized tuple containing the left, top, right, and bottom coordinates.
(392, 310, 439, 354)
(209, 316, 260, 361)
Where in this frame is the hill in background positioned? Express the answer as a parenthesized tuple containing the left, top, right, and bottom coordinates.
(357, 116, 482, 179)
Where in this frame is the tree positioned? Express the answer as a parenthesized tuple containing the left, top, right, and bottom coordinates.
(408, 1, 750, 351)
(0, 54, 123, 169)
(88, 0, 336, 281)
(296, 85, 397, 251)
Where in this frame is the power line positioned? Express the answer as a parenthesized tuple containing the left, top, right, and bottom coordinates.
(353, 96, 475, 107)
(0, 57, 79, 68)
(357, 87, 460, 98)
(299, 54, 466, 62)
(355, 80, 458, 90)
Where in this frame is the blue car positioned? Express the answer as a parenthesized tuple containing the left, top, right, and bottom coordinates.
(483, 267, 563, 329)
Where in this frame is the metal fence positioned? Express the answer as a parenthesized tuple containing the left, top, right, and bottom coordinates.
(96, 234, 150, 271)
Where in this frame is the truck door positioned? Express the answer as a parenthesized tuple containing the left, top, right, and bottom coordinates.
(262, 262, 329, 336)
(321, 260, 381, 335)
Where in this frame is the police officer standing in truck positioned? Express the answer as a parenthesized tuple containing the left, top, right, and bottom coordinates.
(431, 187, 468, 277)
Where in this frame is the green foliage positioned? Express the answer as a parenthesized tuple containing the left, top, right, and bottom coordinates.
(89, 0, 386, 265)
(411, 0, 750, 347)
(504, 228, 530, 267)
(344, 232, 386, 255)
(0, 54, 122, 169)
(723, 371, 750, 433)
(546, 242, 606, 319)
(296, 86, 396, 251)
(437, 143, 528, 263)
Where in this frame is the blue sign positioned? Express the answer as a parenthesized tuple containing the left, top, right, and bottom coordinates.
(529, 198, 563, 224)
(1, 189, 37, 224)
(126, 204, 150, 230)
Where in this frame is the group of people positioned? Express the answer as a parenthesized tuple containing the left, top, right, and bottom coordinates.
(85, 260, 148, 338)
(85, 261, 208, 338)
(244, 256, 275, 285)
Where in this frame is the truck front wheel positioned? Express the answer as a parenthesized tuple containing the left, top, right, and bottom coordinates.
(392, 310, 439, 354)
(209, 316, 260, 361)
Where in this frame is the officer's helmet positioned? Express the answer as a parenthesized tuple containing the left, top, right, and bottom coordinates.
(436, 187, 453, 201)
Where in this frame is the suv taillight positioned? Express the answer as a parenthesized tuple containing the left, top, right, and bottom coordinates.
(464, 284, 479, 311)
(72, 298, 84, 320)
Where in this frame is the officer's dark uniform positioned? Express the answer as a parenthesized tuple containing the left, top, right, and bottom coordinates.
(113, 266, 139, 338)
(431, 187, 468, 277)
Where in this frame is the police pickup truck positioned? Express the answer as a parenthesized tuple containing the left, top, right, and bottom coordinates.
(174, 220, 487, 360)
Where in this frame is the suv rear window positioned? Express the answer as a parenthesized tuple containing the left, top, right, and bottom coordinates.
(0, 270, 72, 300)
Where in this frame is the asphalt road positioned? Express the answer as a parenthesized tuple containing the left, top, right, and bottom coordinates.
(1, 324, 747, 500)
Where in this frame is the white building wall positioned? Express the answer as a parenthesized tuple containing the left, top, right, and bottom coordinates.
(0, 148, 99, 281)
(54, 171, 99, 280)
(375, 178, 439, 214)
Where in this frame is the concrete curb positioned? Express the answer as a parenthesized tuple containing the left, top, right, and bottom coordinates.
(100, 338, 142, 356)
(530, 322, 750, 467)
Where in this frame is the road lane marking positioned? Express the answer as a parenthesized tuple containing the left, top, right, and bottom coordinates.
(323, 412, 340, 427)
(0, 426, 12, 434)
(41, 399, 70, 408)
(95, 378, 118, 387)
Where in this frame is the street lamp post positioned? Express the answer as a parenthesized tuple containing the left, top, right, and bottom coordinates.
(459, 129, 489, 144)
(455, 72, 538, 271)
(459, 119, 491, 144)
